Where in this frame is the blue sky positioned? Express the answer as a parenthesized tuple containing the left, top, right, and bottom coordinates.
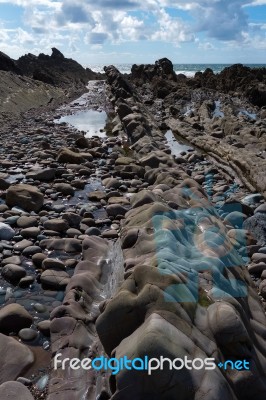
(0, 0, 265, 66)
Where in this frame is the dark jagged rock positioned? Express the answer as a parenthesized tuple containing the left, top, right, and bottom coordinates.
(131, 57, 176, 83)
(0, 49, 103, 121)
(17, 47, 99, 88)
(130, 60, 266, 107)
(0, 51, 22, 74)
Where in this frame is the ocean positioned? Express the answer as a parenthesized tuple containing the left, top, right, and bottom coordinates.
(88, 63, 266, 77)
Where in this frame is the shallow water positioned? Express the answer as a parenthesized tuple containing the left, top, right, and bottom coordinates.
(213, 101, 224, 118)
(238, 108, 257, 120)
(55, 109, 108, 138)
(165, 130, 193, 155)
(51, 178, 105, 207)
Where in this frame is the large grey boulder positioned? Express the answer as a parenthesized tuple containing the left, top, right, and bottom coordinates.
(6, 184, 44, 212)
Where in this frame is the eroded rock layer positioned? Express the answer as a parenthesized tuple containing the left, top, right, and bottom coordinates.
(95, 65, 266, 400)
(48, 236, 111, 400)
(129, 59, 266, 197)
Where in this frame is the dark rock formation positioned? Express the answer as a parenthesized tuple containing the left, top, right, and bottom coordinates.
(17, 47, 98, 88)
(0, 48, 102, 122)
(0, 51, 22, 74)
(131, 57, 176, 83)
(130, 60, 266, 107)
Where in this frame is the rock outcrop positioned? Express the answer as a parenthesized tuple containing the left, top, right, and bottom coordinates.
(130, 61, 266, 107)
(95, 64, 266, 400)
(0, 48, 101, 122)
(17, 47, 98, 88)
(0, 51, 22, 74)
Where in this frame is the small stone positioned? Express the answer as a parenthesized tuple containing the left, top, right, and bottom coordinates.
(43, 218, 69, 232)
(66, 228, 82, 237)
(37, 320, 50, 336)
(39, 238, 82, 252)
(0, 304, 33, 334)
(1, 264, 26, 284)
(19, 276, 35, 288)
(18, 328, 38, 341)
(248, 262, 266, 275)
(16, 377, 32, 386)
(102, 177, 121, 189)
(106, 204, 127, 218)
(53, 183, 75, 196)
(17, 216, 38, 228)
(57, 147, 86, 164)
(14, 240, 33, 252)
(32, 253, 47, 268)
(1, 255, 21, 266)
(223, 211, 247, 229)
(0, 223, 15, 240)
(22, 246, 42, 257)
(65, 259, 77, 268)
(42, 258, 65, 270)
(85, 227, 101, 236)
(251, 253, 266, 263)
(40, 269, 70, 290)
(26, 168, 55, 181)
(35, 374, 49, 391)
(102, 230, 119, 239)
(20, 227, 41, 239)
(33, 303, 47, 313)
(81, 218, 95, 227)
(87, 191, 107, 201)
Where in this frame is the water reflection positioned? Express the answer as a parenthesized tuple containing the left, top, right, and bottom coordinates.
(55, 109, 108, 138)
(165, 130, 193, 156)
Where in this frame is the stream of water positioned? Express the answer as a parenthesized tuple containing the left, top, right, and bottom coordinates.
(55, 109, 108, 138)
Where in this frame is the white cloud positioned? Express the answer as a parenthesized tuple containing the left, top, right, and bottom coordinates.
(0, 0, 61, 8)
(0, 28, 9, 42)
(198, 41, 215, 50)
(0, 0, 265, 62)
(15, 27, 35, 44)
(151, 8, 194, 43)
(190, 1, 250, 41)
(246, 0, 266, 5)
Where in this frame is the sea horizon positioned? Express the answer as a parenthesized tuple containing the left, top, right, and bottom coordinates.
(88, 63, 266, 77)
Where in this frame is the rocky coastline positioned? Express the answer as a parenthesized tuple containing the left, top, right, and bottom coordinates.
(0, 52, 265, 399)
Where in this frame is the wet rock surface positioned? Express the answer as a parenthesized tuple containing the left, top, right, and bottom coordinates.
(95, 64, 266, 400)
(0, 59, 265, 399)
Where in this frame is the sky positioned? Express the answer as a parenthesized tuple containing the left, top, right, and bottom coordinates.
(0, 0, 265, 66)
